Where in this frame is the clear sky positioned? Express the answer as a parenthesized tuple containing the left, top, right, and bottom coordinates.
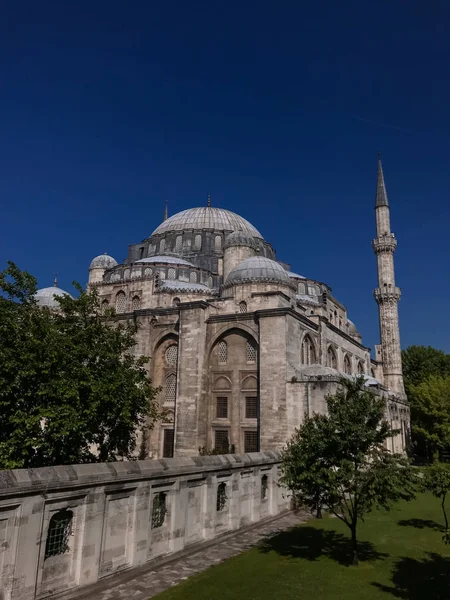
(1, 1, 449, 353)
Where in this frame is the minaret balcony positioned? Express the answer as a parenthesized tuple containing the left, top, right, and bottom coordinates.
(374, 286, 401, 304)
(372, 235, 397, 254)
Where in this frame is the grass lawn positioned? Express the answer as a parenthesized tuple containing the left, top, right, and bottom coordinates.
(155, 493, 450, 600)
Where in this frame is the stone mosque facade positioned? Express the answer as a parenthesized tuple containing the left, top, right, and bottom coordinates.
(37, 158, 410, 458)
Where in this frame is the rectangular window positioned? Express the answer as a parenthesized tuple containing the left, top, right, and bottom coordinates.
(162, 429, 174, 458)
(245, 397, 257, 419)
(244, 430, 258, 453)
(216, 397, 228, 419)
(214, 429, 229, 453)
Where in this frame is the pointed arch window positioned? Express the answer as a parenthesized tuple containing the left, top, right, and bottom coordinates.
(101, 299, 109, 314)
(239, 301, 247, 313)
(144, 267, 153, 277)
(357, 361, 365, 375)
(218, 340, 228, 364)
(301, 335, 316, 365)
(115, 291, 126, 313)
(159, 239, 165, 253)
(165, 373, 177, 402)
(167, 268, 176, 280)
(327, 346, 337, 369)
(343, 354, 352, 375)
(194, 234, 202, 250)
(165, 345, 178, 366)
(214, 235, 222, 251)
(189, 271, 197, 283)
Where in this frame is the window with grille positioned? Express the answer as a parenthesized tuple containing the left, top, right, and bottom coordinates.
(131, 296, 140, 311)
(189, 271, 197, 283)
(160, 239, 165, 253)
(165, 345, 178, 366)
(172, 297, 180, 307)
(151, 492, 167, 528)
(162, 429, 174, 458)
(244, 430, 258, 453)
(145, 267, 153, 276)
(247, 340, 257, 363)
(175, 236, 182, 250)
(239, 301, 247, 313)
(101, 299, 109, 314)
(45, 510, 73, 559)
(214, 429, 229, 453)
(165, 374, 177, 401)
(194, 234, 202, 250)
(218, 340, 228, 364)
(245, 397, 257, 419)
(115, 291, 126, 313)
(216, 397, 228, 419)
(261, 474, 268, 500)
(216, 482, 227, 512)
(168, 268, 176, 280)
(214, 235, 222, 251)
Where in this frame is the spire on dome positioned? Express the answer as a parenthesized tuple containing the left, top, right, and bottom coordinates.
(207, 194, 211, 207)
(53, 276, 58, 287)
(163, 200, 168, 221)
(375, 153, 389, 208)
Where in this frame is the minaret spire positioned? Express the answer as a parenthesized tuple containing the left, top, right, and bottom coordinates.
(372, 156, 405, 396)
(163, 200, 168, 221)
(207, 194, 211, 207)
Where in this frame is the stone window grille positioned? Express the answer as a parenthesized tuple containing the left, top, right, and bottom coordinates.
(115, 291, 126, 313)
(216, 482, 227, 512)
(101, 299, 109, 314)
(162, 429, 174, 458)
(160, 239, 165, 253)
(218, 340, 228, 364)
(168, 268, 176, 280)
(244, 430, 258, 453)
(45, 510, 73, 559)
(214, 235, 222, 251)
(165, 373, 177, 401)
(189, 271, 197, 283)
(239, 301, 247, 313)
(214, 429, 229, 453)
(344, 355, 352, 374)
(246, 340, 257, 363)
(165, 345, 178, 366)
(261, 474, 269, 500)
(216, 397, 228, 419)
(131, 296, 140, 311)
(144, 267, 153, 277)
(175, 236, 182, 251)
(245, 397, 257, 419)
(151, 492, 167, 528)
(194, 234, 202, 250)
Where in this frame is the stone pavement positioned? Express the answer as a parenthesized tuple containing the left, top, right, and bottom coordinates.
(71, 510, 309, 600)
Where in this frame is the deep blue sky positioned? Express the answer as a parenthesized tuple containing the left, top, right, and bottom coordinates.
(1, 1, 449, 353)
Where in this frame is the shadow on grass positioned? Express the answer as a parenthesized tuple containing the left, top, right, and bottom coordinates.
(397, 518, 443, 532)
(259, 526, 388, 566)
(373, 553, 450, 599)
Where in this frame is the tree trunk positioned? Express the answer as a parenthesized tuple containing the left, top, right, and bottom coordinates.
(442, 493, 448, 540)
(316, 505, 322, 519)
(351, 524, 358, 565)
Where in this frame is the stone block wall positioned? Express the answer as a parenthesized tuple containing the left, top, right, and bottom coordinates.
(0, 453, 288, 600)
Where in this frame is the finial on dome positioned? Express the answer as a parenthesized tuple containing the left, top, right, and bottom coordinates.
(207, 194, 211, 207)
(53, 276, 58, 287)
(163, 200, 168, 221)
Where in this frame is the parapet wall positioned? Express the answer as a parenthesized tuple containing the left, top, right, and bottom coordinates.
(0, 452, 288, 600)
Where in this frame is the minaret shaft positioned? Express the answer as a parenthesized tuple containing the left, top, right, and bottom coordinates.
(372, 157, 405, 396)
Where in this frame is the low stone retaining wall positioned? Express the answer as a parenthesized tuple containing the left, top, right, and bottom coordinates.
(0, 452, 288, 600)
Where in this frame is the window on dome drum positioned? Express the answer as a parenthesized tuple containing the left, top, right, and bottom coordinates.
(216, 482, 227, 512)
(214, 429, 229, 453)
(175, 236, 182, 251)
(216, 397, 228, 419)
(139, 247, 144, 259)
(239, 301, 247, 313)
(194, 234, 202, 250)
(160, 239, 165, 253)
(45, 510, 73, 559)
(131, 296, 140, 311)
(357, 361, 365, 375)
(208, 277, 213, 288)
(165, 345, 178, 366)
(101, 299, 109, 314)
(167, 268, 176, 280)
(343, 355, 352, 374)
(165, 374, 177, 402)
(144, 267, 153, 276)
(151, 492, 167, 528)
(214, 235, 222, 251)
(189, 271, 197, 283)
(172, 297, 181, 307)
(298, 282, 305, 294)
(327, 346, 337, 369)
(261, 474, 269, 500)
(244, 430, 258, 453)
(115, 291, 126, 313)
(218, 340, 228, 364)
(162, 429, 174, 458)
(245, 397, 257, 419)
(301, 335, 316, 365)
(247, 340, 257, 363)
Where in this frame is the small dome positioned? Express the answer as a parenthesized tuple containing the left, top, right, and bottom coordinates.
(35, 286, 73, 309)
(347, 319, 360, 337)
(224, 230, 258, 250)
(90, 253, 118, 269)
(288, 271, 306, 280)
(224, 257, 294, 289)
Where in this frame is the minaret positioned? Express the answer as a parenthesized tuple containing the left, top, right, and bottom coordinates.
(372, 155, 405, 396)
(163, 200, 168, 221)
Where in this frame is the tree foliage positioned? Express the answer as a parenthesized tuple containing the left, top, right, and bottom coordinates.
(402, 345, 450, 391)
(423, 463, 450, 544)
(0, 261, 159, 468)
(281, 377, 417, 565)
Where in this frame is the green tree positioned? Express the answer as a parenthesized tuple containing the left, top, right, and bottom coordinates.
(0, 261, 159, 468)
(423, 463, 450, 544)
(281, 377, 417, 565)
(402, 345, 450, 391)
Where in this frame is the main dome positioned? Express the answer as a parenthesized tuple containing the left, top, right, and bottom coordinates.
(151, 207, 263, 239)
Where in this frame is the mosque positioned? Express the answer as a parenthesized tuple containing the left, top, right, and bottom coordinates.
(35, 158, 410, 458)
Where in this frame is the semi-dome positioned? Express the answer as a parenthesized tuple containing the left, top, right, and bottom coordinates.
(224, 230, 258, 250)
(224, 257, 294, 288)
(90, 253, 118, 269)
(151, 207, 263, 239)
(35, 285, 73, 309)
(136, 255, 195, 266)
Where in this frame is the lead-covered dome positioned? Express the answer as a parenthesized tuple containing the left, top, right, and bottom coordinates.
(35, 285, 73, 309)
(90, 253, 118, 269)
(151, 207, 263, 239)
(224, 257, 294, 288)
(224, 230, 258, 250)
